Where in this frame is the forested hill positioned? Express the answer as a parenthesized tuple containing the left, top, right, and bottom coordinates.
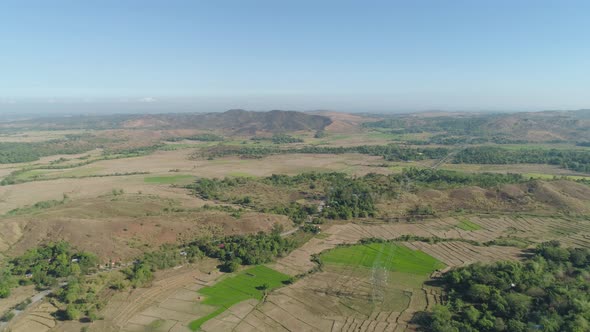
(0, 110, 332, 133)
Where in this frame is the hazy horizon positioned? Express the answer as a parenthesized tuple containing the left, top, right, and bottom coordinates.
(2, 1, 590, 113)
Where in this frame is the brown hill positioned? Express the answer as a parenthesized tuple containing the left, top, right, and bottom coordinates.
(0, 110, 332, 134)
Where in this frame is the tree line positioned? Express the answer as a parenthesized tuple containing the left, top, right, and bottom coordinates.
(251, 133, 304, 144)
(454, 147, 590, 173)
(165, 133, 225, 142)
(194, 144, 449, 162)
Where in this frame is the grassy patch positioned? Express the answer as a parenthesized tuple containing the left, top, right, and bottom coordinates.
(144, 174, 194, 184)
(321, 242, 444, 275)
(188, 265, 289, 331)
(456, 219, 482, 231)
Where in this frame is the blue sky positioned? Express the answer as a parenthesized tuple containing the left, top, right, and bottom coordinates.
(1, 0, 590, 113)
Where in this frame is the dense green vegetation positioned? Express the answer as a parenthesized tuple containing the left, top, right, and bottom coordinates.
(123, 228, 295, 290)
(0, 139, 100, 164)
(422, 242, 590, 332)
(321, 242, 444, 275)
(0, 242, 98, 298)
(188, 265, 290, 330)
(454, 147, 590, 173)
(189, 172, 378, 221)
(0, 268, 15, 299)
(54, 276, 104, 321)
(190, 228, 296, 272)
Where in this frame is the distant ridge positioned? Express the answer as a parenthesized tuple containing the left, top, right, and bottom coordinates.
(0, 109, 333, 134)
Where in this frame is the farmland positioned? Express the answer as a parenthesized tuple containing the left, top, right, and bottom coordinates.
(320, 242, 444, 275)
(205, 242, 445, 331)
(189, 265, 290, 330)
(0, 110, 589, 332)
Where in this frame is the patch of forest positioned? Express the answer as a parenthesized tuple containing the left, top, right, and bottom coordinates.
(0, 139, 101, 164)
(187, 169, 527, 222)
(421, 241, 590, 332)
(0, 242, 98, 298)
(454, 147, 590, 173)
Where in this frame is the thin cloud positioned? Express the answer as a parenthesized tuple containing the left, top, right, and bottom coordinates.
(138, 97, 157, 103)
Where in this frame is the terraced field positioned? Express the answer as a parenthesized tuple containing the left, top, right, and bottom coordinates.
(271, 215, 590, 276)
(189, 266, 290, 331)
(200, 242, 445, 332)
(99, 262, 222, 332)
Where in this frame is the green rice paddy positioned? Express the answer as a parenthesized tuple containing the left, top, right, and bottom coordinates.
(321, 242, 444, 275)
(188, 265, 289, 331)
(456, 219, 482, 231)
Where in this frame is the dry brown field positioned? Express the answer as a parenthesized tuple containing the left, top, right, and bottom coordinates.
(0, 192, 293, 261)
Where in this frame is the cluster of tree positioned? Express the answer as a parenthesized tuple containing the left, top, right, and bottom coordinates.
(190, 172, 378, 222)
(251, 134, 304, 144)
(196, 144, 449, 162)
(55, 276, 102, 321)
(187, 176, 249, 200)
(0, 242, 98, 297)
(123, 244, 205, 288)
(189, 228, 296, 272)
(267, 203, 315, 223)
(322, 179, 376, 219)
(103, 143, 164, 157)
(454, 147, 590, 173)
(0, 139, 101, 164)
(301, 224, 321, 234)
(165, 133, 224, 142)
(189, 169, 529, 224)
(422, 241, 590, 332)
(406, 203, 436, 217)
(400, 168, 525, 188)
(314, 130, 327, 138)
(0, 268, 15, 299)
(265, 172, 376, 221)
